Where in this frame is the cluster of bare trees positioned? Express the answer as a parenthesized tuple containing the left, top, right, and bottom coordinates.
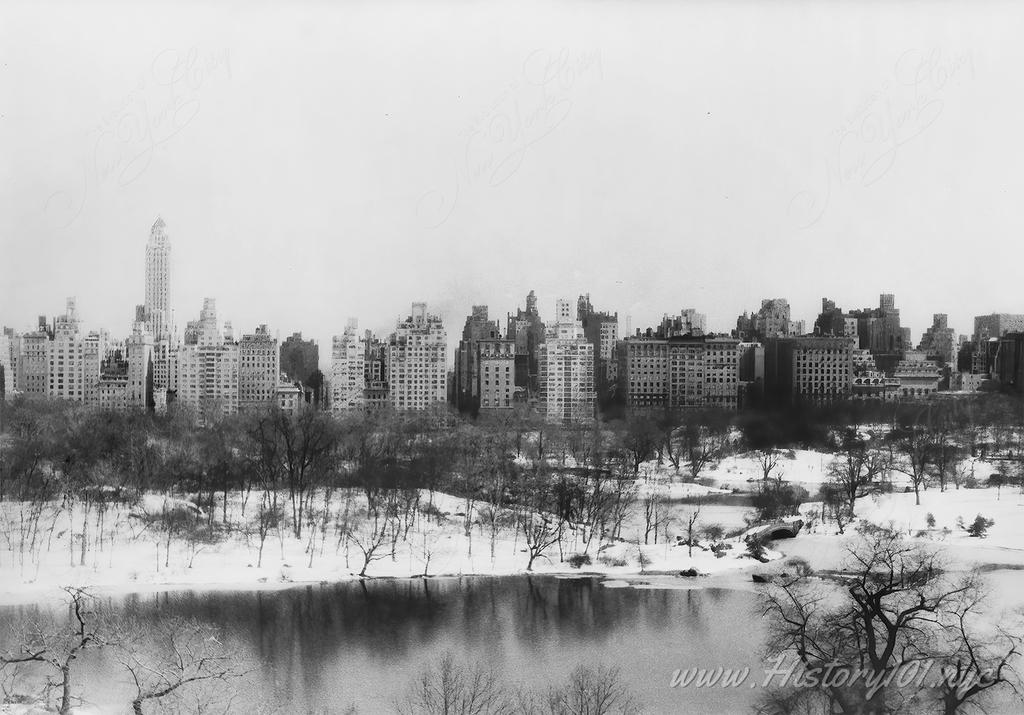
(1, 392, 1021, 577)
(0, 587, 249, 714)
(760, 524, 1022, 714)
(398, 652, 641, 715)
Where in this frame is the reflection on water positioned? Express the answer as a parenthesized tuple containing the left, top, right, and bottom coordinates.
(0, 577, 767, 714)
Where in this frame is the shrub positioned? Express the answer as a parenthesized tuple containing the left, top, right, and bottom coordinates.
(567, 553, 592, 569)
(597, 553, 628, 568)
(783, 557, 813, 577)
(420, 502, 447, 522)
(964, 475, 979, 489)
(855, 520, 890, 537)
(925, 512, 936, 529)
(745, 535, 768, 562)
(752, 484, 809, 521)
(702, 523, 725, 542)
(965, 514, 995, 538)
(710, 541, 731, 558)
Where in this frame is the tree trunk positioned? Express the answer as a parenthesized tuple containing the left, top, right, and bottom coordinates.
(59, 664, 73, 714)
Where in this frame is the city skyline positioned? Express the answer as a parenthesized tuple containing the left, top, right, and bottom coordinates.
(0, 214, 1016, 369)
(4, 2, 1024, 368)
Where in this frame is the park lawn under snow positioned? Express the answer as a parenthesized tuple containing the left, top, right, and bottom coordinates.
(0, 488, 775, 605)
(856, 484, 1024, 551)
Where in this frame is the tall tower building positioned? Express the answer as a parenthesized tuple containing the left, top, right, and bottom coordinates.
(577, 294, 619, 412)
(538, 298, 595, 424)
(126, 322, 154, 409)
(48, 298, 86, 401)
(387, 303, 447, 411)
(176, 299, 240, 421)
(330, 319, 366, 412)
(144, 217, 172, 340)
(453, 306, 504, 414)
(507, 290, 545, 402)
(239, 325, 280, 412)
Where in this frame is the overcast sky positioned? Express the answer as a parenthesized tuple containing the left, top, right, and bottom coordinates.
(2, 1, 1022, 365)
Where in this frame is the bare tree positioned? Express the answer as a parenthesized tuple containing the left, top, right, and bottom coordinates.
(682, 501, 701, 558)
(0, 586, 106, 715)
(756, 447, 784, 486)
(347, 515, 391, 577)
(521, 510, 562, 572)
(678, 414, 728, 483)
(397, 651, 512, 715)
(827, 428, 889, 518)
(761, 526, 1022, 714)
(887, 408, 938, 506)
(540, 664, 642, 715)
(116, 617, 249, 715)
(641, 492, 668, 546)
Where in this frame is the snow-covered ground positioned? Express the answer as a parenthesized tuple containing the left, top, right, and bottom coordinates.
(0, 488, 776, 606)
(2, 450, 1020, 607)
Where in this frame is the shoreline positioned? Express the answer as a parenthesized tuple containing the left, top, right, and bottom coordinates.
(0, 557, 776, 607)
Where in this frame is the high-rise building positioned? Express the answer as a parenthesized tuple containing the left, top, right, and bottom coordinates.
(660, 309, 707, 337)
(126, 322, 154, 409)
(176, 298, 239, 420)
(538, 299, 595, 423)
(362, 330, 389, 409)
(763, 336, 855, 405)
(144, 218, 172, 340)
(48, 298, 86, 401)
(918, 314, 957, 365)
(893, 350, 942, 398)
(388, 303, 447, 411)
(17, 317, 50, 397)
(973, 314, 1024, 343)
(0, 328, 17, 400)
(617, 334, 741, 412)
(82, 329, 109, 406)
(507, 290, 545, 402)
(755, 299, 792, 339)
(239, 325, 279, 411)
(992, 333, 1024, 395)
(577, 294, 619, 412)
(478, 338, 516, 411)
(454, 306, 503, 414)
(280, 332, 320, 386)
(330, 319, 365, 412)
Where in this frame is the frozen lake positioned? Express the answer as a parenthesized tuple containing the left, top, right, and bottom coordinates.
(0, 576, 769, 713)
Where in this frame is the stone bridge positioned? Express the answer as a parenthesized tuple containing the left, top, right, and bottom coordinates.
(744, 519, 803, 542)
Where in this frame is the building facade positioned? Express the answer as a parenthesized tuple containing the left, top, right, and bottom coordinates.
(973, 314, 1024, 343)
(239, 325, 280, 411)
(330, 319, 366, 412)
(893, 350, 942, 398)
(764, 336, 855, 404)
(454, 306, 503, 414)
(577, 294, 619, 410)
(506, 290, 545, 403)
(918, 314, 957, 365)
(144, 218, 172, 340)
(387, 303, 447, 411)
(538, 299, 595, 423)
(618, 334, 741, 412)
(176, 299, 240, 420)
(477, 338, 516, 411)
